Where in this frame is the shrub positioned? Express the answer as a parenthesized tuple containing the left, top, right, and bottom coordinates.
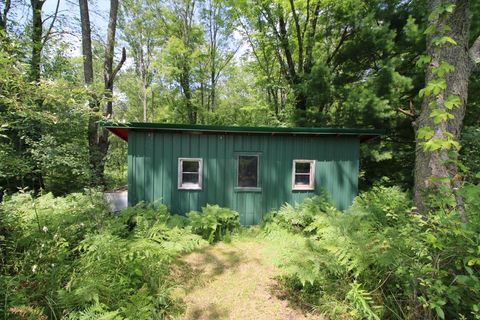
(0, 190, 207, 319)
(263, 192, 335, 233)
(266, 185, 480, 319)
(186, 204, 240, 243)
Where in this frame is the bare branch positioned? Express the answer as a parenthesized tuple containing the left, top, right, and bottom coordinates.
(214, 45, 241, 81)
(42, 0, 60, 46)
(398, 101, 417, 118)
(326, 26, 351, 65)
(111, 47, 126, 82)
(398, 108, 416, 118)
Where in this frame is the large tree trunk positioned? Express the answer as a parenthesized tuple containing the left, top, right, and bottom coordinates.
(79, 0, 102, 186)
(79, 0, 125, 186)
(413, 0, 478, 215)
(79, 0, 93, 85)
(29, 0, 44, 82)
(97, 0, 125, 185)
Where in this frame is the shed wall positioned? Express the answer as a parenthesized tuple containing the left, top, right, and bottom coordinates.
(128, 131, 359, 224)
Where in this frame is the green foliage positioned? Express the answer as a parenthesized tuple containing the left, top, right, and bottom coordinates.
(419, 78, 447, 97)
(0, 42, 90, 196)
(187, 204, 240, 243)
(0, 191, 207, 319)
(265, 185, 480, 319)
(460, 127, 480, 183)
(263, 193, 335, 233)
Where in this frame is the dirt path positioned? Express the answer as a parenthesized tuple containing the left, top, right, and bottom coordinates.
(171, 237, 323, 320)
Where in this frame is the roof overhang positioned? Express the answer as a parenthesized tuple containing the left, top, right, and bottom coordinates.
(101, 122, 384, 143)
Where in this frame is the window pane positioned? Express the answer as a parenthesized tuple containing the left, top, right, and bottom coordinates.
(238, 156, 258, 187)
(182, 173, 199, 184)
(182, 160, 199, 173)
(295, 162, 311, 174)
(295, 174, 310, 185)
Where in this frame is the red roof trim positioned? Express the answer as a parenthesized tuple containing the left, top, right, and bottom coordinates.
(109, 127, 129, 141)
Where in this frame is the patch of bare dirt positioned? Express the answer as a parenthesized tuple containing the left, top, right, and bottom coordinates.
(170, 239, 323, 320)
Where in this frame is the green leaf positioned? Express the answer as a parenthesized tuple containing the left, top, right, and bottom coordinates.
(444, 3, 456, 13)
(424, 24, 436, 35)
(432, 61, 455, 77)
(429, 109, 454, 124)
(423, 137, 460, 151)
(419, 79, 447, 97)
(417, 126, 434, 140)
(423, 139, 443, 151)
(435, 306, 445, 319)
(416, 55, 431, 67)
(444, 95, 461, 109)
(433, 36, 458, 46)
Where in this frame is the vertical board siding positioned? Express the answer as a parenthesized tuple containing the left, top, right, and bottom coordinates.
(127, 131, 360, 225)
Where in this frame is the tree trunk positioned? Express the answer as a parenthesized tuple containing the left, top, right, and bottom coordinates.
(142, 76, 148, 122)
(293, 85, 308, 125)
(79, 0, 125, 186)
(413, 0, 475, 215)
(29, 0, 44, 82)
(180, 64, 196, 124)
(97, 0, 124, 185)
(79, 0, 93, 85)
(79, 0, 102, 186)
(0, 0, 11, 33)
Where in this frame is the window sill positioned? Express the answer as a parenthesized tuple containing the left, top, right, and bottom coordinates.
(178, 186, 202, 191)
(292, 187, 315, 191)
(234, 187, 262, 193)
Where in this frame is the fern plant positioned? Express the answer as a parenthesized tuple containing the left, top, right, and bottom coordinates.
(187, 204, 240, 243)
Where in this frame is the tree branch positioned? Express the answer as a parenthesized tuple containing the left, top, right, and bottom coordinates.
(111, 47, 127, 83)
(397, 101, 417, 118)
(326, 26, 351, 66)
(261, 5, 292, 82)
(469, 34, 480, 65)
(398, 108, 416, 118)
(288, 0, 303, 73)
(303, 1, 320, 74)
(42, 0, 60, 46)
(278, 11, 297, 83)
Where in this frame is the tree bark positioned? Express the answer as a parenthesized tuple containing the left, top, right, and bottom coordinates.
(178, 0, 196, 124)
(79, 0, 102, 186)
(413, 0, 477, 217)
(180, 64, 196, 124)
(79, 0, 125, 186)
(29, 0, 45, 82)
(79, 0, 93, 85)
(261, 1, 320, 125)
(96, 0, 125, 185)
(0, 0, 11, 32)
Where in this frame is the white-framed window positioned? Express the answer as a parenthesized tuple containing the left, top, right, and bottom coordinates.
(236, 154, 260, 189)
(178, 158, 203, 190)
(292, 160, 315, 190)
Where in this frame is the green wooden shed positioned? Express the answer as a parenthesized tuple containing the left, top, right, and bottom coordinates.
(104, 122, 382, 225)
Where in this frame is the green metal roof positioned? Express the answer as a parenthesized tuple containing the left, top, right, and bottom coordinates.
(101, 121, 384, 142)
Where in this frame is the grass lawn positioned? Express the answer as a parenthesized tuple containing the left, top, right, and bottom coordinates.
(170, 228, 324, 320)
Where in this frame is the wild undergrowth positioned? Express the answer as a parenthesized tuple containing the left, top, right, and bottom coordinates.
(187, 204, 240, 243)
(0, 190, 240, 319)
(264, 184, 480, 320)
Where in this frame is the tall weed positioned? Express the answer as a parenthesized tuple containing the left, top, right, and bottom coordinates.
(266, 185, 480, 319)
(0, 191, 207, 319)
(187, 204, 240, 243)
